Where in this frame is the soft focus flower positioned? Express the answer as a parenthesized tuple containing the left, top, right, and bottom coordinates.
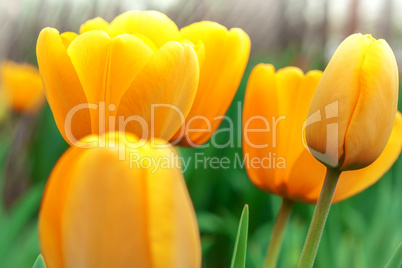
(306, 33, 399, 171)
(171, 21, 250, 146)
(39, 132, 201, 268)
(242, 64, 402, 203)
(0, 60, 44, 114)
(36, 10, 199, 145)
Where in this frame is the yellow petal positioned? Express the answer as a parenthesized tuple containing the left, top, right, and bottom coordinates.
(174, 21, 250, 145)
(79, 17, 110, 34)
(67, 30, 154, 134)
(242, 64, 279, 194)
(286, 150, 326, 204)
(39, 145, 88, 268)
(0, 60, 44, 114)
(36, 27, 91, 143)
(60, 32, 78, 49)
(333, 111, 402, 202)
(141, 140, 201, 267)
(274, 67, 304, 167)
(108, 10, 179, 46)
(117, 41, 199, 140)
(62, 147, 150, 268)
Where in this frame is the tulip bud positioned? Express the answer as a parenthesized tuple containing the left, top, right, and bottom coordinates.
(39, 132, 201, 268)
(306, 34, 399, 171)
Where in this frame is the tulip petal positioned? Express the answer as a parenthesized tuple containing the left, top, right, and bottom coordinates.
(286, 150, 326, 204)
(342, 38, 399, 169)
(274, 67, 304, 168)
(108, 10, 180, 46)
(116, 41, 199, 140)
(242, 64, 279, 193)
(79, 17, 110, 34)
(61, 147, 150, 268)
(60, 32, 78, 49)
(67, 30, 154, 133)
(141, 141, 201, 268)
(175, 22, 250, 145)
(36, 27, 91, 144)
(39, 145, 90, 268)
(334, 111, 402, 202)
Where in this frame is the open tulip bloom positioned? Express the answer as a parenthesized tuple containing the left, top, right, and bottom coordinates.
(243, 36, 401, 267)
(36, 10, 250, 147)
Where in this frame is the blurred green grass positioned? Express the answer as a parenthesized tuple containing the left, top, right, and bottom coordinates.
(0, 50, 401, 268)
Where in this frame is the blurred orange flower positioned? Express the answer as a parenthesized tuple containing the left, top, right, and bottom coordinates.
(37, 11, 199, 144)
(39, 132, 201, 268)
(0, 60, 44, 114)
(242, 64, 402, 204)
(306, 34, 399, 171)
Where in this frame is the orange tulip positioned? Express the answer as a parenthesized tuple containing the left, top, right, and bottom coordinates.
(171, 21, 250, 146)
(306, 34, 399, 171)
(0, 60, 44, 114)
(36, 11, 199, 145)
(39, 132, 201, 268)
(242, 64, 402, 204)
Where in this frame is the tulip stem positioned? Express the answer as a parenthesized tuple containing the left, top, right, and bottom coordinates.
(298, 167, 341, 268)
(264, 198, 294, 268)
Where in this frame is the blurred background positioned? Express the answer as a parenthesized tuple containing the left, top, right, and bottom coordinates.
(0, 0, 401, 267)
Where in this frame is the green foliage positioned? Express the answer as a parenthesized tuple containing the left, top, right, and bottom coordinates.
(385, 242, 402, 268)
(230, 205, 249, 268)
(33, 255, 46, 268)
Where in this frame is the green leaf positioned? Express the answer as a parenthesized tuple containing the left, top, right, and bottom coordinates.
(33, 254, 46, 268)
(230, 204, 249, 268)
(385, 241, 402, 268)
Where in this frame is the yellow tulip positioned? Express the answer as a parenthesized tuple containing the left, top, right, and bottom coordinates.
(171, 21, 250, 146)
(39, 132, 201, 268)
(243, 64, 402, 204)
(0, 60, 44, 114)
(36, 11, 199, 145)
(306, 34, 399, 171)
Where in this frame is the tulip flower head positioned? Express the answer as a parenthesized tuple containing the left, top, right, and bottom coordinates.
(37, 11, 200, 145)
(243, 64, 402, 204)
(306, 34, 399, 171)
(0, 60, 44, 114)
(39, 132, 201, 268)
(37, 10, 250, 147)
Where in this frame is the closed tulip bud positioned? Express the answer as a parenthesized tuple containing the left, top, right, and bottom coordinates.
(306, 34, 399, 171)
(0, 60, 44, 114)
(39, 132, 201, 268)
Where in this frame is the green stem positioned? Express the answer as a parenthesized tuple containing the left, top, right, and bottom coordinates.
(264, 198, 294, 268)
(298, 167, 341, 268)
